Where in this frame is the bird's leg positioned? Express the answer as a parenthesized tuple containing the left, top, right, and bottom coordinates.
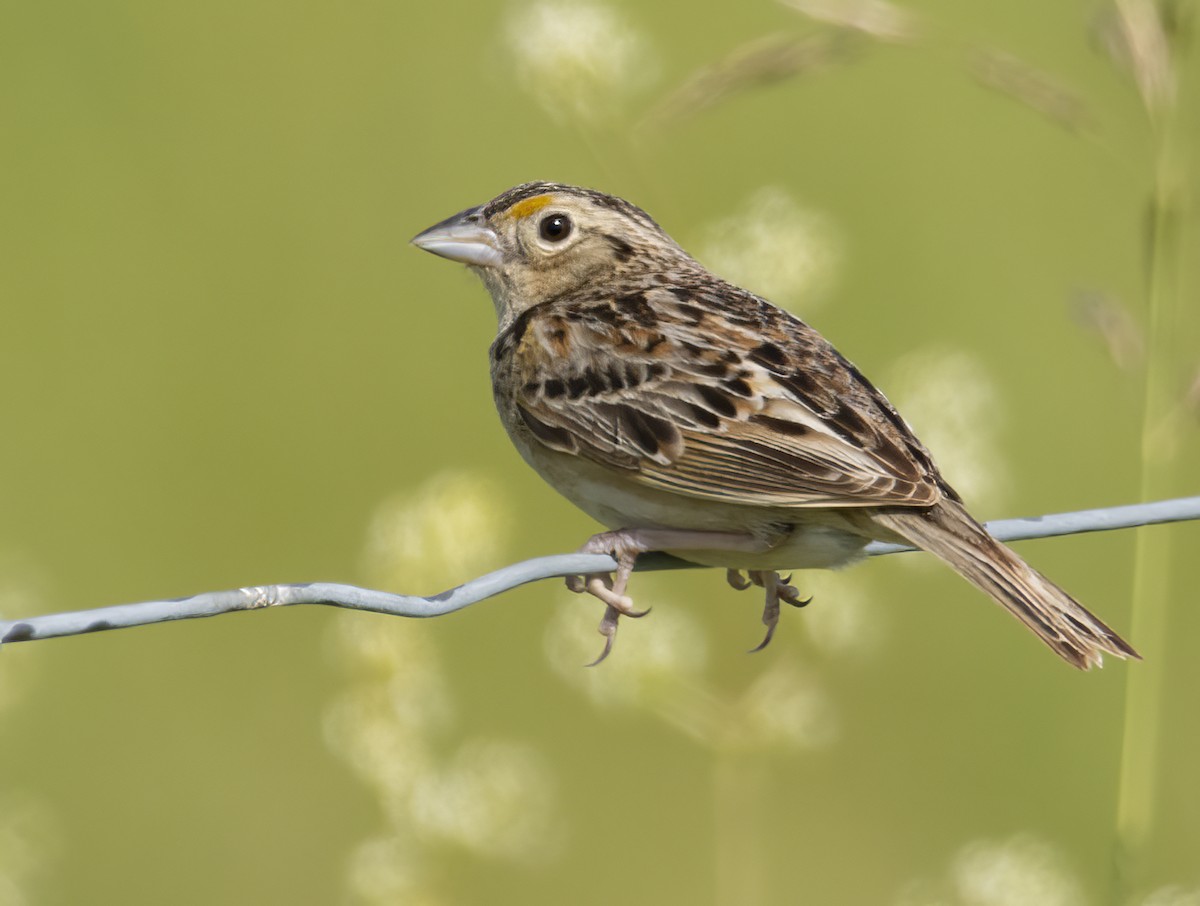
(742, 570, 812, 653)
(568, 528, 769, 664)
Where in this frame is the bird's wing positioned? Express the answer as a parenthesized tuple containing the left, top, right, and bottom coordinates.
(496, 283, 948, 509)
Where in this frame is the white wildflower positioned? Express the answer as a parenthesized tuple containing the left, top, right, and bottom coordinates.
(507, 1, 654, 124)
(700, 187, 839, 310)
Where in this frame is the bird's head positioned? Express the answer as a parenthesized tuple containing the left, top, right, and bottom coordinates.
(411, 182, 692, 326)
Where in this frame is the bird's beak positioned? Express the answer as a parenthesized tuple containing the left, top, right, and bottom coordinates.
(410, 205, 503, 268)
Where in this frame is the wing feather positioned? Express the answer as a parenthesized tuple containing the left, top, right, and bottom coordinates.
(493, 283, 946, 509)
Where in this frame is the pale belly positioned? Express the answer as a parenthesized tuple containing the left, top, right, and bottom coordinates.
(512, 432, 873, 571)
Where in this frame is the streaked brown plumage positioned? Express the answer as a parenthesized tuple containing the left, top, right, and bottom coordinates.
(412, 181, 1138, 669)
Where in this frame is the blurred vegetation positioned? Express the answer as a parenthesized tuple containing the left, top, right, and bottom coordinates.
(0, 0, 1197, 904)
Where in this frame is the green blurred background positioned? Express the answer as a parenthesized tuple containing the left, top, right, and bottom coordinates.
(1, 0, 1197, 903)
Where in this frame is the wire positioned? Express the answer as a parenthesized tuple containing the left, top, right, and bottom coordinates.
(2, 496, 1197, 645)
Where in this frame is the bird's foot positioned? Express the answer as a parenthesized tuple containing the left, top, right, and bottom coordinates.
(567, 528, 771, 664)
(567, 530, 654, 665)
(729, 570, 812, 653)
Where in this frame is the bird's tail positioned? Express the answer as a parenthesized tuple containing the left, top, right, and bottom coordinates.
(868, 499, 1139, 669)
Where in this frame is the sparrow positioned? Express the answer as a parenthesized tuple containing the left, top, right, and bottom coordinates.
(411, 181, 1138, 669)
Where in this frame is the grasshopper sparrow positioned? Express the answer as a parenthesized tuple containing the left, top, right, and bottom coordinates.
(412, 182, 1137, 669)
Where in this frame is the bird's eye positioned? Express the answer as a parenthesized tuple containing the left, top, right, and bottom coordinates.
(539, 213, 572, 243)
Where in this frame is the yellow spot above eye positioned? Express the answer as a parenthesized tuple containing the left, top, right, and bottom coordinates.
(507, 194, 555, 220)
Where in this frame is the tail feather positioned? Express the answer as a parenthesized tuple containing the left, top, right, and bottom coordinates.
(869, 500, 1139, 669)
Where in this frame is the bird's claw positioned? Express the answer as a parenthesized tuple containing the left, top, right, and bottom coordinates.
(587, 605, 621, 666)
(726, 568, 753, 591)
(583, 574, 648, 616)
(776, 575, 811, 609)
(741, 570, 813, 653)
(749, 610, 779, 653)
(566, 529, 655, 665)
(569, 539, 811, 660)
(580, 597, 650, 666)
